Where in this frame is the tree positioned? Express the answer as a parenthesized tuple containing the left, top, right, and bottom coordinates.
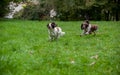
(0, 0, 10, 17)
(6, 0, 119, 21)
(0, 0, 27, 18)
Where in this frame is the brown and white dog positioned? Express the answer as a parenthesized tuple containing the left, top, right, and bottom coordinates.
(47, 22, 65, 41)
(81, 20, 98, 36)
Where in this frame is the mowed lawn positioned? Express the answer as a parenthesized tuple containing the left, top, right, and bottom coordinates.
(0, 19, 120, 75)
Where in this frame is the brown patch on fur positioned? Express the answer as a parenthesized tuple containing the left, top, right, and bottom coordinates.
(89, 25, 98, 33)
(47, 22, 57, 29)
(51, 22, 57, 29)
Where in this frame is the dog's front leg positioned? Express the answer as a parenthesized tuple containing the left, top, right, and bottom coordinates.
(49, 36, 52, 41)
(80, 30, 86, 36)
(54, 33, 59, 40)
(49, 35, 54, 41)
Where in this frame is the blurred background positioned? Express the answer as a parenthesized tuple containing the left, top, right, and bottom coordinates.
(0, 0, 120, 21)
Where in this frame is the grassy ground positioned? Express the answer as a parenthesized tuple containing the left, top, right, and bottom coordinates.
(0, 19, 120, 75)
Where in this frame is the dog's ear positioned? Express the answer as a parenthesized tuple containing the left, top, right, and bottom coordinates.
(47, 24, 49, 27)
(47, 23, 50, 29)
(51, 22, 57, 28)
(81, 24, 84, 30)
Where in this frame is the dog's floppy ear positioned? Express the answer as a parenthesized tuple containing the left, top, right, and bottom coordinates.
(81, 24, 84, 30)
(51, 22, 57, 28)
(47, 23, 50, 29)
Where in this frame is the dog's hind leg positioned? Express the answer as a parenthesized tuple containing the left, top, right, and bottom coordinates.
(93, 32, 96, 36)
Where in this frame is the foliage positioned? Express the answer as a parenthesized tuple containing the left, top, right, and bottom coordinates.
(0, 20, 120, 75)
(0, 0, 120, 20)
(55, 0, 120, 21)
(0, 0, 10, 17)
(14, 1, 50, 20)
(0, 0, 27, 18)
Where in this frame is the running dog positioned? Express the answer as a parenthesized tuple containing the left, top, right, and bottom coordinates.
(47, 22, 65, 41)
(81, 20, 98, 36)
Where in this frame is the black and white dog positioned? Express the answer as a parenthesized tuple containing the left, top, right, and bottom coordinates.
(81, 20, 98, 36)
(47, 22, 65, 41)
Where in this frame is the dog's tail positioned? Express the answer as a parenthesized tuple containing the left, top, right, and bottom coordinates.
(61, 32, 65, 36)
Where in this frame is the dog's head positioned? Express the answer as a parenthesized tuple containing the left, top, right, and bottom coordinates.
(47, 22, 57, 29)
(81, 20, 89, 30)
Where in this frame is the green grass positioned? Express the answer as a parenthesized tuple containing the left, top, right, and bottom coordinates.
(0, 19, 120, 75)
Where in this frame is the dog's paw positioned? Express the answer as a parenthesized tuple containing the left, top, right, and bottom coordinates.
(85, 32, 89, 34)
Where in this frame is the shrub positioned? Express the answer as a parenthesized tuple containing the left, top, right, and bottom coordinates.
(14, 4, 50, 20)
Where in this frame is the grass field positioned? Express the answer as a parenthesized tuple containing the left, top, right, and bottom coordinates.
(0, 19, 120, 75)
